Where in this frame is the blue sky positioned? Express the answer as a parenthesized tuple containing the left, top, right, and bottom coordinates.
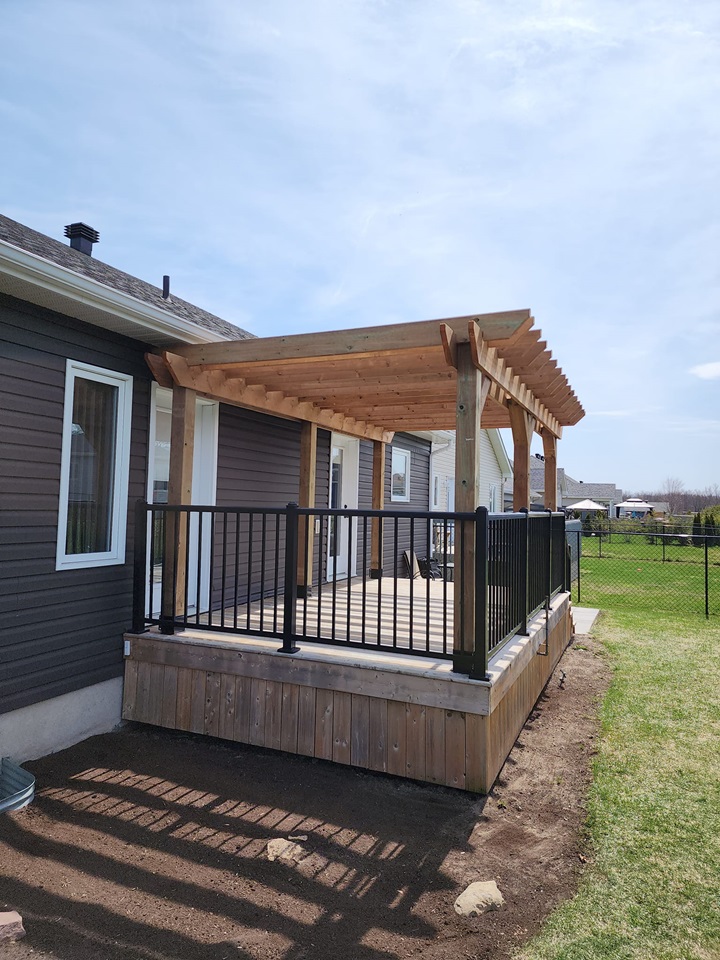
(2, 0, 719, 492)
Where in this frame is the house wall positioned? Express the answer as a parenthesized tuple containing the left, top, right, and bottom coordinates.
(357, 433, 431, 575)
(431, 432, 505, 513)
(210, 406, 331, 605)
(0, 291, 152, 721)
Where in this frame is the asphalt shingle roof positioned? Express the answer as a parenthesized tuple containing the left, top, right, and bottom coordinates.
(0, 214, 253, 342)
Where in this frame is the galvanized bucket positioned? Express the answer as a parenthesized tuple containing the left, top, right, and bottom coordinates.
(0, 758, 35, 812)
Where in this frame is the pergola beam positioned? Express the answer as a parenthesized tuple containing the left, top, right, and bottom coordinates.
(159, 352, 394, 444)
(172, 310, 533, 367)
(467, 321, 561, 438)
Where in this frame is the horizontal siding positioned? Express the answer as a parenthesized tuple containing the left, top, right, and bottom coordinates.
(0, 292, 153, 716)
(356, 433, 431, 575)
(211, 408, 330, 606)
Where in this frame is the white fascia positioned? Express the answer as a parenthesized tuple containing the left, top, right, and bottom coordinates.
(0, 239, 233, 346)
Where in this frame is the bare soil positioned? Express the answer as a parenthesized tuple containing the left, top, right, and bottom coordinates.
(0, 635, 609, 960)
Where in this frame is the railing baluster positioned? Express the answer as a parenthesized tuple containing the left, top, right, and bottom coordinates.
(280, 503, 299, 653)
(233, 511, 240, 630)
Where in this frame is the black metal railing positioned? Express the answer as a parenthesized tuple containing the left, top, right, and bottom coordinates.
(133, 501, 568, 679)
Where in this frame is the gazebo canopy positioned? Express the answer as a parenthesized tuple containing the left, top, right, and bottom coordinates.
(566, 498, 608, 511)
(617, 499, 653, 511)
(148, 310, 584, 443)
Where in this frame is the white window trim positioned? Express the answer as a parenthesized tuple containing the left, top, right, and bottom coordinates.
(390, 447, 411, 503)
(56, 359, 133, 570)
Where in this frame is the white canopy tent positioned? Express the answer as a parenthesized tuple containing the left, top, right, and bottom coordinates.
(566, 498, 608, 511)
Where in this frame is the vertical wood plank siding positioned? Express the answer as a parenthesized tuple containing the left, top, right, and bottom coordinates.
(122, 597, 572, 793)
(0, 292, 152, 716)
(357, 433, 431, 575)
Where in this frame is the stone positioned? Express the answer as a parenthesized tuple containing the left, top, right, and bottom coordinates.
(0, 911, 26, 941)
(267, 838, 305, 863)
(454, 880, 505, 917)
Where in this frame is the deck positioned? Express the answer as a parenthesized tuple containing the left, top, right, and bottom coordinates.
(123, 591, 573, 794)
(201, 576, 456, 657)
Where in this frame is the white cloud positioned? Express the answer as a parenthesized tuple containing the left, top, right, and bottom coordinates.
(689, 361, 720, 380)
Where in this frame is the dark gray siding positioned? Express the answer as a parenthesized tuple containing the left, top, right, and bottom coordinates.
(0, 292, 152, 716)
(211, 407, 330, 605)
(357, 433, 431, 576)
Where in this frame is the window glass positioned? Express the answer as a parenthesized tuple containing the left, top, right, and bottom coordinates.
(66, 377, 118, 554)
(57, 361, 132, 569)
(391, 449, 410, 501)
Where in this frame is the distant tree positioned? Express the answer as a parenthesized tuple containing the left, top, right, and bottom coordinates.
(662, 477, 685, 516)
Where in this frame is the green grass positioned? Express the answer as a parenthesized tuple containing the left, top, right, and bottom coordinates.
(515, 608, 720, 960)
(576, 556, 717, 618)
(579, 534, 720, 566)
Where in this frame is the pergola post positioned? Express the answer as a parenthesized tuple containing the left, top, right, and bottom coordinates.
(297, 421, 317, 597)
(453, 342, 489, 674)
(161, 386, 196, 630)
(541, 430, 558, 511)
(370, 439, 385, 578)
(508, 400, 536, 511)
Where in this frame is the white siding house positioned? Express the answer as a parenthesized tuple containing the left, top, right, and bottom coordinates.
(426, 429, 512, 513)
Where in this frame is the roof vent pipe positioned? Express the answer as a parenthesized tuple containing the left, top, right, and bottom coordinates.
(64, 222, 99, 256)
(162, 275, 170, 299)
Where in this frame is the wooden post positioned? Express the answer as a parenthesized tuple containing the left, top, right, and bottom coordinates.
(161, 387, 196, 629)
(541, 430, 558, 511)
(297, 421, 317, 598)
(370, 440, 385, 578)
(453, 342, 489, 674)
(508, 400, 536, 511)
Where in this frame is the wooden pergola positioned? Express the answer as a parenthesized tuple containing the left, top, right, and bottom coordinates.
(147, 308, 583, 672)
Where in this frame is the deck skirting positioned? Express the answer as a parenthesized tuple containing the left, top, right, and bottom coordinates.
(122, 593, 572, 793)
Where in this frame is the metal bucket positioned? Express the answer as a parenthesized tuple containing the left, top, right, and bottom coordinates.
(0, 758, 35, 812)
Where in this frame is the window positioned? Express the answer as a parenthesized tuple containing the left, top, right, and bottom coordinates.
(391, 448, 411, 502)
(489, 483, 498, 513)
(56, 360, 133, 570)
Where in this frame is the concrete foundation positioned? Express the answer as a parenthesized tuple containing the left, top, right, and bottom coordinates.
(0, 678, 124, 763)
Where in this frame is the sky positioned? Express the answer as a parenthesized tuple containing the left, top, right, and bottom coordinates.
(1, 0, 719, 493)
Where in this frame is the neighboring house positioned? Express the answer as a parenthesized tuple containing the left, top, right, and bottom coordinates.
(528, 460, 622, 515)
(428, 429, 512, 513)
(0, 214, 438, 761)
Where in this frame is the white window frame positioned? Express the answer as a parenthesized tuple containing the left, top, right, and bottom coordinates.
(56, 359, 133, 570)
(489, 483, 498, 513)
(390, 447, 411, 503)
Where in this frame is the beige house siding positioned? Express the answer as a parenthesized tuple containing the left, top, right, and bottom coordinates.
(430, 430, 509, 512)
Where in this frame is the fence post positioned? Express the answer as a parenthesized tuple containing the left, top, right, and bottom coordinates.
(132, 499, 148, 634)
(469, 506, 490, 681)
(280, 502, 300, 653)
(705, 537, 710, 620)
(577, 528, 582, 603)
(520, 508, 529, 634)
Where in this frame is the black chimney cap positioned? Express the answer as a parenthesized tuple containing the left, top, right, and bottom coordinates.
(64, 222, 99, 255)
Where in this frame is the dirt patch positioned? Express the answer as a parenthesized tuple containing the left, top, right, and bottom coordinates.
(0, 636, 609, 960)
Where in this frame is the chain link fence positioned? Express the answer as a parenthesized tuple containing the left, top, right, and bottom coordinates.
(566, 528, 720, 618)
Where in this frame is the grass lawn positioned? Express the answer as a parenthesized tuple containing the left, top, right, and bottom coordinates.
(575, 556, 718, 619)
(515, 607, 720, 960)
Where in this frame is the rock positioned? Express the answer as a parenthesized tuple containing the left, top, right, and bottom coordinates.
(454, 880, 505, 916)
(0, 911, 26, 941)
(267, 839, 305, 862)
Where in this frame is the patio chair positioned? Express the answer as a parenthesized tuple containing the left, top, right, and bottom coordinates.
(403, 550, 442, 580)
